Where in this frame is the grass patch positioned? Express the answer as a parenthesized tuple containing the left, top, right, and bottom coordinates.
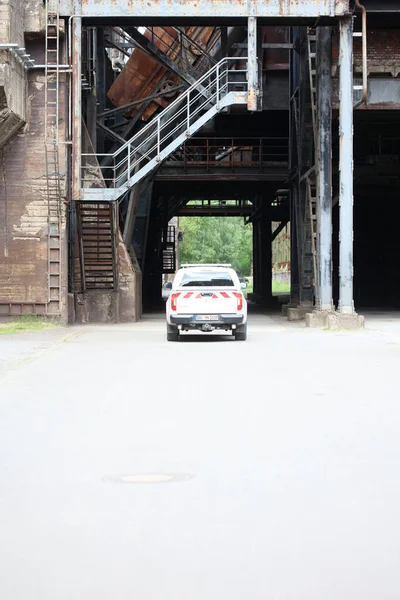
(243, 280, 291, 296)
(243, 281, 253, 296)
(0, 315, 58, 336)
(272, 281, 291, 294)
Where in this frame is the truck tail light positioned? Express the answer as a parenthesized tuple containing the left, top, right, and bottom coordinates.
(233, 292, 243, 311)
(171, 293, 180, 311)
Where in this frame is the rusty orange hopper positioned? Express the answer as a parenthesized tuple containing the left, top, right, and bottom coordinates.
(107, 27, 217, 122)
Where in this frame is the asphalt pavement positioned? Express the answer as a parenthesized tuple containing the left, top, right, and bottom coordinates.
(1, 311, 400, 600)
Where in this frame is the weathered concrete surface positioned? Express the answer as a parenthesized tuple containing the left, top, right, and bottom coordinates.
(118, 233, 142, 322)
(75, 289, 120, 323)
(287, 305, 312, 321)
(24, 0, 45, 35)
(305, 309, 364, 330)
(1, 311, 400, 599)
(0, 324, 68, 375)
(0, 38, 68, 319)
(0, 0, 27, 147)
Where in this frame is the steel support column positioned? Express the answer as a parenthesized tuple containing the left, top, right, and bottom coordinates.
(72, 12, 82, 201)
(338, 15, 354, 314)
(247, 16, 258, 112)
(86, 30, 97, 151)
(252, 197, 261, 296)
(260, 199, 272, 305)
(123, 181, 142, 246)
(316, 26, 333, 311)
(289, 186, 300, 305)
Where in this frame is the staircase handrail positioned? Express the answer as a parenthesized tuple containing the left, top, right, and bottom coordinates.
(115, 57, 243, 157)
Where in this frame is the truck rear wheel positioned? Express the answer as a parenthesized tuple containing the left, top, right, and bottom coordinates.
(167, 324, 180, 342)
(234, 323, 247, 341)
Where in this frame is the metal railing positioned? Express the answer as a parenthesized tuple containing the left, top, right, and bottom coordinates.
(168, 137, 289, 168)
(81, 57, 248, 198)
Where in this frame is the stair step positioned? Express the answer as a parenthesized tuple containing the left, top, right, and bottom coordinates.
(83, 246, 112, 251)
(81, 229, 112, 233)
(83, 250, 113, 254)
(81, 233, 112, 238)
(81, 223, 111, 227)
(84, 260, 114, 265)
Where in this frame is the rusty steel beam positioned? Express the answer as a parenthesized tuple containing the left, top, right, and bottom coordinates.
(234, 43, 294, 49)
(96, 120, 127, 143)
(179, 206, 253, 216)
(59, 0, 349, 18)
(156, 172, 287, 182)
(172, 26, 216, 65)
(98, 84, 184, 118)
(127, 27, 204, 91)
(271, 219, 289, 242)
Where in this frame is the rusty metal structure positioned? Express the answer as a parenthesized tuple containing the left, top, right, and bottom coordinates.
(1, 1, 400, 325)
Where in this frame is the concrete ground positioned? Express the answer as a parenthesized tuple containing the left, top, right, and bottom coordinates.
(1, 311, 400, 600)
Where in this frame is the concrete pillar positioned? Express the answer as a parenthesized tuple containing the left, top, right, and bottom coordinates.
(72, 12, 82, 201)
(338, 15, 354, 314)
(316, 26, 333, 311)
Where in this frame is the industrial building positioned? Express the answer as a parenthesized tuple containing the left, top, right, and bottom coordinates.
(0, 1, 399, 327)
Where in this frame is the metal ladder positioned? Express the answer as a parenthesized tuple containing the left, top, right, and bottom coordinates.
(306, 29, 319, 306)
(307, 29, 317, 152)
(81, 57, 248, 201)
(45, 0, 62, 314)
(306, 178, 319, 307)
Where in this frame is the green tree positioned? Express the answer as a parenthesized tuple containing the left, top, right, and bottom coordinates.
(179, 217, 252, 276)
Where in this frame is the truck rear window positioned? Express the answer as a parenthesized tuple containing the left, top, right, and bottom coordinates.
(180, 271, 234, 287)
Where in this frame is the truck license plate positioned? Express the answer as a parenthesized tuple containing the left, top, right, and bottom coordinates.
(197, 315, 218, 321)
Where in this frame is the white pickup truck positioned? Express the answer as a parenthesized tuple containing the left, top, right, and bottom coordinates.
(165, 264, 247, 341)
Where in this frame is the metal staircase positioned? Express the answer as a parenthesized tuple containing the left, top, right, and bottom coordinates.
(81, 57, 248, 202)
(75, 203, 119, 291)
(161, 225, 176, 274)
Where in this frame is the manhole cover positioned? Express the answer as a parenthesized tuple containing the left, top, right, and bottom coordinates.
(107, 473, 193, 484)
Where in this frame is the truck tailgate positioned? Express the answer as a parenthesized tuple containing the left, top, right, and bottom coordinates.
(176, 290, 240, 314)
